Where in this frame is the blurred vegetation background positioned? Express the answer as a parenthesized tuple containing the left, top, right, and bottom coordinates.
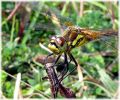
(1, 1, 118, 99)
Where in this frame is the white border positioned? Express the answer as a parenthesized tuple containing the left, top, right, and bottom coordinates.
(0, 0, 1, 99)
(118, 0, 120, 100)
(0, 0, 119, 100)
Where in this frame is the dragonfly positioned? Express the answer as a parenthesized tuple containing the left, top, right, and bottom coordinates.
(45, 25, 118, 82)
(42, 17, 117, 97)
(24, 6, 118, 82)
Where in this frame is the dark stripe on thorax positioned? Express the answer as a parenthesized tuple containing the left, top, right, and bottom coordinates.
(50, 42, 59, 48)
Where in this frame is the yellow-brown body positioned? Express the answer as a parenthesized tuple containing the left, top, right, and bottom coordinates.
(48, 26, 117, 54)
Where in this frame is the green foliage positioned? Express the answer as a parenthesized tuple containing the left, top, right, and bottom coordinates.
(3, 81, 15, 98)
(77, 11, 112, 29)
(95, 65, 118, 96)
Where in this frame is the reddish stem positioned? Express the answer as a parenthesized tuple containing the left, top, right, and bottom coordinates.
(18, 21, 24, 43)
(7, 2, 22, 21)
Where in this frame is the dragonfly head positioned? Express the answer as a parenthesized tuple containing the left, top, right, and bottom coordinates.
(48, 36, 66, 54)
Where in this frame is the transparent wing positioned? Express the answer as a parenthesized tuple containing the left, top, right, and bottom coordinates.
(24, 2, 74, 35)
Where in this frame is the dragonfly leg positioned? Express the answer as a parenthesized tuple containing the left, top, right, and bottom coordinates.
(69, 53, 78, 66)
(44, 53, 54, 64)
(59, 53, 78, 82)
(44, 53, 61, 67)
(44, 53, 61, 80)
(58, 53, 69, 82)
(53, 54, 61, 66)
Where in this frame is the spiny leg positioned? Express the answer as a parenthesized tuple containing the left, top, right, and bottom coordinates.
(59, 53, 78, 82)
(44, 53, 62, 80)
(58, 53, 69, 81)
(69, 53, 78, 66)
(53, 54, 61, 66)
(44, 53, 61, 81)
(44, 53, 61, 67)
(44, 53, 62, 81)
(44, 53, 54, 65)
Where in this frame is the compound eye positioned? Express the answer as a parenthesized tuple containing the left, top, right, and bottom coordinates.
(56, 37, 65, 46)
